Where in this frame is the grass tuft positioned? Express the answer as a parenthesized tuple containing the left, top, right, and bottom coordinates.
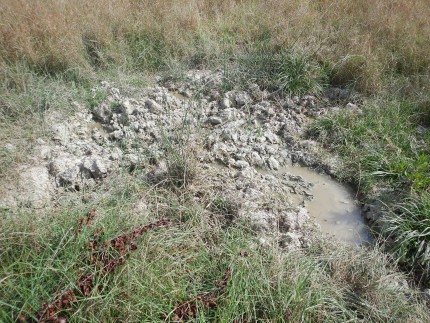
(226, 47, 329, 95)
(380, 194, 430, 281)
(307, 99, 430, 282)
(1, 0, 430, 93)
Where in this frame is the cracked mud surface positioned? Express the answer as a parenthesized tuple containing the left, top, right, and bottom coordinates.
(1, 70, 369, 247)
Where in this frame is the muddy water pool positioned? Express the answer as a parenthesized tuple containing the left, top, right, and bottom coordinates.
(277, 166, 371, 246)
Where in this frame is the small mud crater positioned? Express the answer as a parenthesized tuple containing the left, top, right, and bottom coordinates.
(274, 166, 371, 246)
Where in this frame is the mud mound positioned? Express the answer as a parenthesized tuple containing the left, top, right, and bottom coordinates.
(1, 70, 364, 247)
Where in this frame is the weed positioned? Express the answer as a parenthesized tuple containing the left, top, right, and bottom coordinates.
(125, 31, 169, 71)
(307, 99, 430, 281)
(220, 46, 328, 96)
(332, 55, 381, 94)
(82, 32, 105, 69)
(1, 0, 430, 93)
(276, 52, 328, 95)
(1, 177, 429, 321)
(167, 157, 196, 188)
(86, 89, 107, 110)
(210, 196, 239, 227)
(380, 195, 430, 283)
(161, 130, 197, 189)
(307, 100, 430, 194)
(110, 101, 122, 113)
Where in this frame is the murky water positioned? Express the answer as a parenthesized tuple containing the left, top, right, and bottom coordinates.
(89, 121, 109, 136)
(170, 91, 189, 100)
(278, 166, 371, 246)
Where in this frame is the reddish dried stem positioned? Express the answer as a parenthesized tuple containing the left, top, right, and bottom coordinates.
(170, 268, 231, 322)
(34, 217, 170, 322)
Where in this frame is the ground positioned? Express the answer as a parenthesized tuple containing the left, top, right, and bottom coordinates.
(1, 1, 430, 321)
(1, 70, 429, 322)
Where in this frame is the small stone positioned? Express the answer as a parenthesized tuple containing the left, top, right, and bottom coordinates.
(283, 98, 295, 109)
(220, 97, 231, 109)
(112, 129, 124, 139)
(346, 102, 358, 110)
(296, 208, 309, 228)
(267, 157, 280, 170)
(235, 167, 255, 180)
(49, 156, 79, 180)
(207, 116, 222, 125)
(264, 131, 280, 144)
(250, 151, 264, 167)
(239, 134, 249, 143)
(221, 129, 238, 142)
(122, 100, 136, 115)
(234, 160, 250, 169)
(284, 208, 309, 230)
(259, 237, 268, 246)
(145, 99, 163, 114)
(182, 89, 193, 98)
(58, 166, 80, 185)
(131, 121, 140, 131)
(93, 103, 112, 123)
(110, 147, 123, 161)
(18, 166, 52, 208)
(279, 232, 301, 248)
(81, 157, 109, 179)
(123, 154, 139, 167)
(220, 108, 236, 121)
(4, 143, 16, 152)
(301, 95, 316, 108)
(51, 123, 69, 142)
(234, 91, 252, 107)
(38, 146, 52, 160)
(117, 112, 130, 126)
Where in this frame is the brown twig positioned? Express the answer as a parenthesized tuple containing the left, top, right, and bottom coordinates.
(33, 213, 170, 322)
(168, 268, 231, 322)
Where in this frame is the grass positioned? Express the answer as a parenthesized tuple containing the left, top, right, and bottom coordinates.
(0, 69, 87, 183)
(163, 135, 197, 189)
(1, 0, 430, 93)
(220, 46, 329, 95)
(1, 168, 429, 322)
(1, 0, 430, 320)
(307, 100, 430, 194)
(382, 195, 430, 282)
(307, 99, 430, 282)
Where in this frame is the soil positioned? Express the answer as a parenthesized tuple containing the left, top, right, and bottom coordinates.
(0, 69, 369, 247)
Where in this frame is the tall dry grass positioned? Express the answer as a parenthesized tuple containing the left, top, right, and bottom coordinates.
(1, 0, 430, 92)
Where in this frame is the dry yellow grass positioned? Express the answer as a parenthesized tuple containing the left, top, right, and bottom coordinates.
(1, 0, 430, 92)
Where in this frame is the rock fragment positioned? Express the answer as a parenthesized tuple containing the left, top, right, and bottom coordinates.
(267, 156, 280, 170)
(145, 99, 163, 114)
(93, 103, 113, 123)
(207, 116, 222, 125)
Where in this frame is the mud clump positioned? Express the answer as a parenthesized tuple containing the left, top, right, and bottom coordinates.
(1, 70, 366, 247)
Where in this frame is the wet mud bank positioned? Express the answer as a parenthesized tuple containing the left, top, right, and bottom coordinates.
(1, 70, 371, 249)
(267, 166, 371, 246)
